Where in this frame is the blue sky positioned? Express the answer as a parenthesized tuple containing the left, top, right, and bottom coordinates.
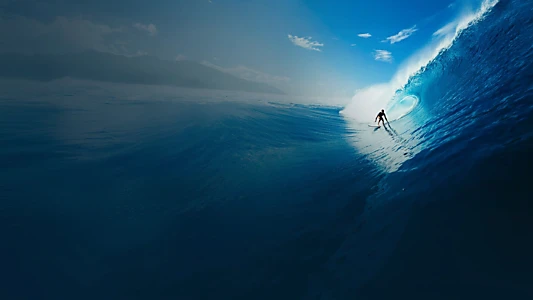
(0, 0, 478, 97)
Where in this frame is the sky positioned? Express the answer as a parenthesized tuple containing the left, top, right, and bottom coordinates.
(0, 0, 480, 97)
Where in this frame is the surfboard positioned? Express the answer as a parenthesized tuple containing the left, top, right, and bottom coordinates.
(368, 125, 381, 128)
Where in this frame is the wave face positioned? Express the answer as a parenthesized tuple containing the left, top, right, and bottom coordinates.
(328, 0, 533, 295)
(340, 0, 533, 170)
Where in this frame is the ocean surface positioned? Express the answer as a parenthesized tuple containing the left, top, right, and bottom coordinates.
(1, 0, 533, 299)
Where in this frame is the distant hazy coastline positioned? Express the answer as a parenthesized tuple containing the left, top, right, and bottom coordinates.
(0, 51, 285, 95)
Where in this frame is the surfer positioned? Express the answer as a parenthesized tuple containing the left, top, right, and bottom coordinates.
(375, 109, 389, 126)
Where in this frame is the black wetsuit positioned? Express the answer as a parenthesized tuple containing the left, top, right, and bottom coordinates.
(377, 111, 385, 121)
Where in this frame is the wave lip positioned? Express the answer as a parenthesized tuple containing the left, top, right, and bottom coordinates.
(387, 95, 419, 121)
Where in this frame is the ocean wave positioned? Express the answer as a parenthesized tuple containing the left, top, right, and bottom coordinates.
(340, 0, 500, 123)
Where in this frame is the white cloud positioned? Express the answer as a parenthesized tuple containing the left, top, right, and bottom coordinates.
(350, 44, 357, 46)
(201, 61, 290, 85)
(0, 16, 125, 54)
(0, 16, 163, 57)
(133, 23, 158, 36)
(357, 33, 372, 38)
(127, 50, 148, 57)
(374, 50, 392, 62)
(175, 54, 187, 61)
(287, 34, 324, 52)
(383, 26, 417, 44)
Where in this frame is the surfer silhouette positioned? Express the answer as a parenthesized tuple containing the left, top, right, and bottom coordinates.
(375, 109, 389, 126)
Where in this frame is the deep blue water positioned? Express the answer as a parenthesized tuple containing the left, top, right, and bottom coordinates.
(2, 0, 533, 299)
